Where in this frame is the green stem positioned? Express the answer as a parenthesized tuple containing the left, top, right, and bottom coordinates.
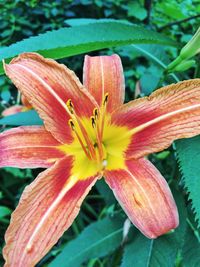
(158, 14, 200, 31)
(187, 218, 200, 243)
(131, 44, 180, 82)
(83, 202, 98, 218)
(16, 91, 21, 104)
(194, 56, 200, 78)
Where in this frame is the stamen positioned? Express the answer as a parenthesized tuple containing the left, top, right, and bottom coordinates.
(68, 119, 91, 160)
(67, 99, 96, 160)
(103, 93, 109, 106)
(93, 108, 99, 119)
(66, 99, 74, 114)
(100, 93, 109, 139)
(91, 115, 104, 161)
(91, 116, 96, 128)
(68, 119, 75, 130)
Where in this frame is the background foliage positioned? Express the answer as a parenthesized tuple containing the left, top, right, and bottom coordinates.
(0, 0, 200, 266)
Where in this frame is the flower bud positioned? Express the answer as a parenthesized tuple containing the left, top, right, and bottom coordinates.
(167, 27, 200, 71)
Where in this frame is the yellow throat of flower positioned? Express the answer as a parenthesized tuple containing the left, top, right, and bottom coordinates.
(59, 94, 131, 180)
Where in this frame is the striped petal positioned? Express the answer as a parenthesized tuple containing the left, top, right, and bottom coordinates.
(4, 53, 97, 144)
(2, 105, 24, 117)
(0, 126, 65, 168)
(105, 158, 179, 239)
(83, 55, 125, 112)
(111, 79, 200, 158)
(3, 156, 99, 267)
(21, 95, 32, 109)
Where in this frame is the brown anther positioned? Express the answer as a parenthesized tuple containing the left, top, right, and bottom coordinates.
(103, 93, 109, 106)
(68, 119, 75, 130)
(93, 108, 99, 119)
(67, 99, 74, 114)
(91, 116, 96, 128)
(93, 142, 98, 148)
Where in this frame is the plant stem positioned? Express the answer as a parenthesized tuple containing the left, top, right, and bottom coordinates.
(144, 0, 152, 25)
(158, 14, 200, 31)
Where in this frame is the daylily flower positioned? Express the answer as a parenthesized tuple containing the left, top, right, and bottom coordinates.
(2, 94, 32, 116)
(1, 53, 200, 267)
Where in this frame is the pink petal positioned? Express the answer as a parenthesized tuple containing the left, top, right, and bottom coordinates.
(105, 158, 179, 239)
(3, 156, 99, 267)
(83, 55, 125, 112)
(0, 126, 65, 168)
(21, 95, 32, 109)
(2, 105, 24, 117)
(4, 53, 97, 144)
(112, 79, 200, 158)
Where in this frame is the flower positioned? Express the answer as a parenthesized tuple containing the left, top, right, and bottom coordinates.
(1, 53, 200, 267)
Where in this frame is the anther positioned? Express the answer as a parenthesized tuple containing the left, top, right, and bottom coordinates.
(103, 93, 109, 106)
(66, 99, 74, 114)
(91, 116, 96, 128)
(93, 108, 99, 119)
(68, 119, 92, 160)
(68, 119, 75, 130)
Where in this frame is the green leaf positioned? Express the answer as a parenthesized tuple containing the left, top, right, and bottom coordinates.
(176, 136, 200, 227)
(65, 18, 130, 26)
(121, 188, 187, 267)
(49, 214, 124, 267)
(0, 206, 12, 219)
(0, 110, 43, 125)
(131, 44, 170, 69)
(0, 21, 177, 75)
(3, 167, 32, 179)
(95, 179, 116, 206)
(130, 44, 179, 82)
(182, 226, 200, 267)
(127, 2, 147, 20)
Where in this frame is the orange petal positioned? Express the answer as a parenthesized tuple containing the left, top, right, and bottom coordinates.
(2, 105, 24, 117)
(4, 53, 97, 144)
(105, 158, 179, 239)
(3, 156, 99, 267)
(83, 55, 125, 112)
(112, 79, 200, 158)
(0, 126, 65, 168)
(21, 95, 32, 109)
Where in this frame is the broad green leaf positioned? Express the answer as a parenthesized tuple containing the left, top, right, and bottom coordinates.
(127, 2, 147, 20)
(0, 21, 177, 75)
(182, 226, 200, 267)
(140, 69, 161, 95)
(175, 136, 200, 227)
(0, 110, 43, 126)
(65, 18, 130, 26)
(129, 44, 179, 83)
(121, 188, 187, 267)
(3, 167, 32, 179)
(131, 44, 170, 68)
(0, 206, 11, 219)
(49, 214, 124, 267)
(95, 179, 116, 206)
